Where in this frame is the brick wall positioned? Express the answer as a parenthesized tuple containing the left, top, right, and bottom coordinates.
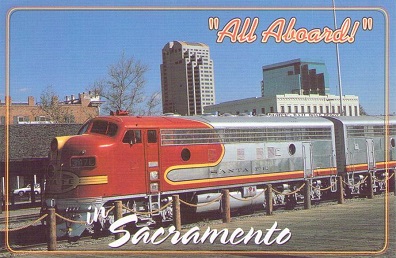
(0, 95, 100, 124)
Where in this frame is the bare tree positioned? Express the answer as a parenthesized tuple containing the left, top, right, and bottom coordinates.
(144, 92, 162, 116)
(36, 86, 74, 123)
(90, 52, 160, 115)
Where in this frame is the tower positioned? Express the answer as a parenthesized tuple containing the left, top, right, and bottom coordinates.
(160, 41, 215, 115)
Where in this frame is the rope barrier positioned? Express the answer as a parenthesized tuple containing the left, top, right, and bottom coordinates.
(122, 200, 173, 215)
(229, 189, 266, 202)
(179, 194, 223, 208)
(272, 183, 306, 195)
(0, 214, 48, 232)
(309, 180, 337, 191)
(55, 213, 86, 224)
(375, 173, 395, 183)
(342, 175, 368, 187)
(105, 205, 115, 217)
(0, 205, 116, 232)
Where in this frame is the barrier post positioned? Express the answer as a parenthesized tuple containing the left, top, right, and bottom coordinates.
(114, 201, 123, 240)
(30, 174, 36, 204)
(172, 195, 181, 231)
(367, 172, 374, 199)
(47, 208, 57, 251)
(265, 184, 273, 216)
(304, 180, 311, 210)
(338, 176, 344, 204)
(393, 170, 396, 195)
(221, 189, 231, 223)
(0, 190, 3, 214)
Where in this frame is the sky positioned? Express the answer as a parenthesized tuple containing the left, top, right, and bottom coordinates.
(1, 0, 395, 115)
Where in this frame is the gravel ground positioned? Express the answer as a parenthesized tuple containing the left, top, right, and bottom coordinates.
(1, 193, 395, 258)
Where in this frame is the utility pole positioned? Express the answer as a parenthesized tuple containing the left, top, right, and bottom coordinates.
(332, 0, 344, 116)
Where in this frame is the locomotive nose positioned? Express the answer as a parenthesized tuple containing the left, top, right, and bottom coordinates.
(48, 136, 74, 160)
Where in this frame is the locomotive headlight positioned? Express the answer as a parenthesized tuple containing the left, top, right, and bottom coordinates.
(50, 138, 58, 152)
(150, 171, 159, 181)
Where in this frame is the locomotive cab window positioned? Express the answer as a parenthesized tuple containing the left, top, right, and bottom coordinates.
(90, 120, 118, 137)
(123, 130, 142, 144)
(78, 121, 90, 135)
(148, 130, 157, 143)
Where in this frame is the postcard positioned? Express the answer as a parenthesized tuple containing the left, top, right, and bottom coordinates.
(1, 0, 395, 257)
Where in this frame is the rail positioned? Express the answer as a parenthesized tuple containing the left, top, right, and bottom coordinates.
(0, 214, 48, 232)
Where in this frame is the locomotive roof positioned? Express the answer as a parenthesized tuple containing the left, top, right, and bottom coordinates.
(96, 115, 202, 129)
(96, 115, 396, 129)
(97, 115, 334, 129)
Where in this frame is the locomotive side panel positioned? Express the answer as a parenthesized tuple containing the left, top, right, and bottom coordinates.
(326, 116, 396, 174)
(112, 132, 148, 196)
(159, 117, 337, 192)
(345, 119, 395, 172)
(310, 140, 336, 177)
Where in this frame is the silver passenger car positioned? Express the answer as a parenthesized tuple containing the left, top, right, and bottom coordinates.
(326, 116, 396, 173)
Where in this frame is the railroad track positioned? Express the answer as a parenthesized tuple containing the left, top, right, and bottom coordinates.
(0, 213, 42, 225)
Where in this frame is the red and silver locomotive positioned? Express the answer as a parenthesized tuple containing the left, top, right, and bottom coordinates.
(43, 114, 396, 237)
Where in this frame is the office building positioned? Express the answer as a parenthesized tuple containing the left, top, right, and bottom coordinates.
(204, 94, 360, 116)
(205, 59, 359, 116)
(161, 41, 215, 115)
(261, 59, 330, 97)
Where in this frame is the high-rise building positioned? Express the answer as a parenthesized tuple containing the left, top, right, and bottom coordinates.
(160, 41, 215, 115)
(261, 59, 330, 97)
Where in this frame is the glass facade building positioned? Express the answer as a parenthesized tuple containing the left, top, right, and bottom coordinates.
(261, 59, 330, 97)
